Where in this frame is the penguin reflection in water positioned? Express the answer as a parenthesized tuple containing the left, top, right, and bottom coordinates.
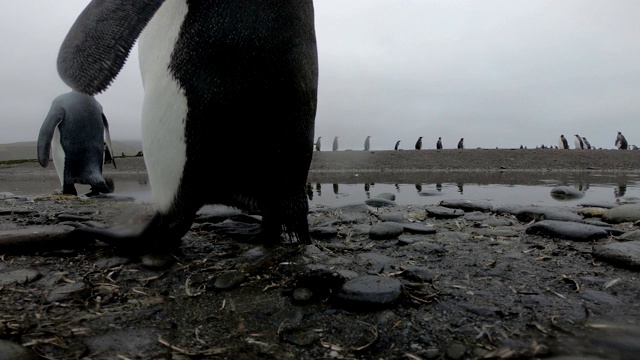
(58, 1, 319, 251)
(37, 91, 116, 196)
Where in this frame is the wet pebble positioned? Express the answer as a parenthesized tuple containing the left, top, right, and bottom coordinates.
(369, 222, 404, 240)
(425, 206, 464, 219)
(57, 213, 92, 222)
(602, 204, 640, 224)
(378, 211, 404, 222)
(446, 342, 467, 359)
(593, 241, 640, 268)
(337, 212, 369, 224)
(526, 220, 609, 241)
(440, 199, 493, 212)
(0, 208, 36, 216)
(280, 327, 319, 346)
(464, 212, 492, 221)
(577, 207, 607, 218)
(46, 281, 87, 302)
(336, 275, 402, 309)
(0, 339, 36, 360)
(403, 223, 437, 234)
(0, 225, 80, 253)
(0, 268, 41, 285)
(515, 206, 583, 222)
(550, 186, 585, 200)
(400, 265, 434, 282)
(618, 229, 640, 241)
(213, 270, 246, 290)
(482, 217, 514, 227)
(374, 192, 396, 201)
(474, 227, 520, 238)
(365, 198, 396, 208)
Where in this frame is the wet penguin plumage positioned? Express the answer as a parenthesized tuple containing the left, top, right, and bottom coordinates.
(37, 90, 115, 196)
(58, 1, 319, 251)
(436, 137, 442, 150)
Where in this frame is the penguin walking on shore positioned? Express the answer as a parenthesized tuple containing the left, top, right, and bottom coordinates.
(436, 137, 442, 150)
(315, 136, 321, 151)
(364, 136, 371, 151)
(415, 136, 423, 150)
(558, 135, 569, 149)
(37, 90, 116, 196)
(332, 136, 339, 151)
(58, 1, 319, 250)
(457, 138, 464, 149)
(616, 132, 628, 150)
(574, 134, 585, 149)
(394, 140, 401, 150)
(582, 137, 591, 149)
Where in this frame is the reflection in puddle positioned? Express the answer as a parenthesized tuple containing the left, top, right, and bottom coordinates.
(305, 181, 639, 208)
(2, 172, 639, 208)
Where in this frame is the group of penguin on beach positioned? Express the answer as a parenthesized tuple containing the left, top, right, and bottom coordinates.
(313, 136, 465, 151)
(313, 133, 635, 152)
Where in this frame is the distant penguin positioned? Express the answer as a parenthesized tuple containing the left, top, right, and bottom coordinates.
(457, 138, 464, 149)
(558, 135, 569, 149)
(37, 90, 116, 196)
(315, 136, 321, 151)
(58, 1, 319, 250)
(364, 136, 371, 151)
(582, 137, 591, 149)
(415, 136, 423, 150)
(574, 135, 585, 149)
(394, 140, 401, 150)
(332, 136, 339, 151)
(436, 137, 442, 150)
(616, 132, 628, 150)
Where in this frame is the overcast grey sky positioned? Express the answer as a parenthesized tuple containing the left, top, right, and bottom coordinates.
(1, 0, 639, 150)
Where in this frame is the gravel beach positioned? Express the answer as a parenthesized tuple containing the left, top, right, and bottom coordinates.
(1, 149, 640, 359)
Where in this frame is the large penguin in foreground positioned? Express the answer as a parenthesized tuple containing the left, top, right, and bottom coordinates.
(37, 90, 116, 196)
(58, 1, 319, 251)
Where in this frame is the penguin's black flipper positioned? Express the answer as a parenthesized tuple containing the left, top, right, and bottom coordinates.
(37, 104, 65, 167)
(57, 0, 165, 95)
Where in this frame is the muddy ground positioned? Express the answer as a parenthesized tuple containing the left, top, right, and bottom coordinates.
(1, 149, 639, 359)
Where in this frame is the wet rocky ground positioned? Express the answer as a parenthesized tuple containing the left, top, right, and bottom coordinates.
(1, 150, 640, 359)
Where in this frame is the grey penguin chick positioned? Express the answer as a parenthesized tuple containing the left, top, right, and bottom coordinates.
(57, 1, 319, 252)
(37, 90, 116, 196)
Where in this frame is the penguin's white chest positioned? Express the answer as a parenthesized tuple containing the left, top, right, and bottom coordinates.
(138, 0, 189, 212)
(52, 126, 66, 187)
